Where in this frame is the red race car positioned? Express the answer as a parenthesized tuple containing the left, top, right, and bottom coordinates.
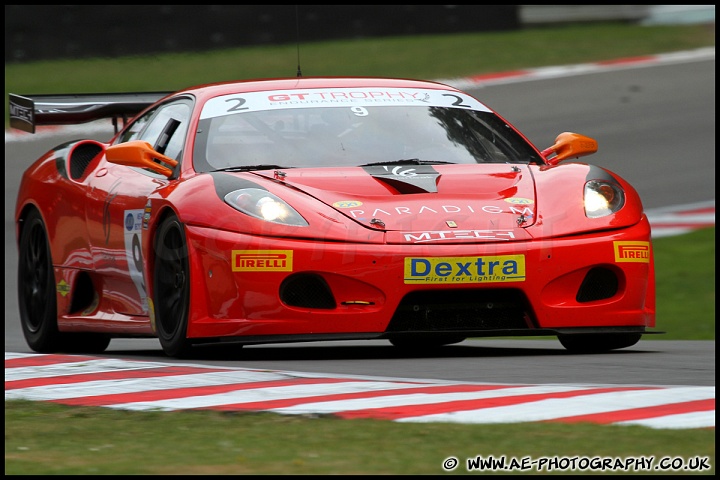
(10, 77, 657, 357)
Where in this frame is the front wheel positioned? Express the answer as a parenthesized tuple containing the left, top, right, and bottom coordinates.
(558, 333, 642, 353)
(153, 213, 193, 357)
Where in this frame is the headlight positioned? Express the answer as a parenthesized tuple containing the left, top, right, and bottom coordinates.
(584, 180, 625, 218)
(225, 188, 308, 226)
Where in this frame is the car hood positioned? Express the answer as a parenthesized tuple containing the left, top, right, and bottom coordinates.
(254, 164, 537, 243)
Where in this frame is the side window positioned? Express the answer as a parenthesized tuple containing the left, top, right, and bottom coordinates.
(117, 108, 157, 144)
(139, 101, 192, 162)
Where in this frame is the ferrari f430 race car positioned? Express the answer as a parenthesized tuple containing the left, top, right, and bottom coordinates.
(11, 77, 657, 357)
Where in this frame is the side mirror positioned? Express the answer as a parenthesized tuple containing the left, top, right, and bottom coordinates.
(541, 132, 598, 165)
(105, 140, 178, 177)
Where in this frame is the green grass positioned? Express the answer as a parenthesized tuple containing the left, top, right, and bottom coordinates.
(4, 22, 715, 475)
(4, 22, 715, 126)
(4, 400, 715, 475)
(653, 228, 715, 339)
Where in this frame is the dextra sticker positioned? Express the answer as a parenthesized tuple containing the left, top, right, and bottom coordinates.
(232, 250, 293, 272)
(404, 255, 525, 284)
(614, 241, 650, 263)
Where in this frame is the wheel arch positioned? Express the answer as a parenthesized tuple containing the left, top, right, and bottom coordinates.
(15, 202, 64, 288)
(148, 207, 195, 357)
(15, 201, 43, 247)
(143, 204, 182, 302)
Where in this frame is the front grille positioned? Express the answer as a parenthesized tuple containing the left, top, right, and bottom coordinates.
(386, 289, 531, 333)
(576, 267, 618, 302)
(280, 273, 336, 309)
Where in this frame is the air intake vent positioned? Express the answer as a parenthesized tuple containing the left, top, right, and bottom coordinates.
(280, 273, 336, 309)
(69, 271, 96, 313)
(386, 289, 531, 332)
(576, 267, 618, 302)
(70, 143, 103, 180)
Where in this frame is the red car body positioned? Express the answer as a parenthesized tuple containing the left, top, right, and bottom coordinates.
(11, 77, 657, 357)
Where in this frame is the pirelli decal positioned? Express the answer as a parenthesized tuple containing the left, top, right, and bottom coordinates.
(614, 241, 651, 263)
(232, 250, 293, 272)
(404, 255, 525, 284)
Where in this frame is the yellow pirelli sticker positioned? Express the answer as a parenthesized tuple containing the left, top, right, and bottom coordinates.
(232, 250, 293, 272)
(614, 241, 651, 263)
(404, 255, 525, 284)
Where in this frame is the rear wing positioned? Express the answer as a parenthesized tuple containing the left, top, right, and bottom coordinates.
(8, 92, 171, 134)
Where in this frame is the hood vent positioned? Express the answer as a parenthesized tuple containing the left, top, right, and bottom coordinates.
(362, 164, 440, 194)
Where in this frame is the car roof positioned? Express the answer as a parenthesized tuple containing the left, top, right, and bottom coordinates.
(174, 76, 460, 101)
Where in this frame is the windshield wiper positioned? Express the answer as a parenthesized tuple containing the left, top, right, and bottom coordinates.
(359, 159, 455, 167)
(213, 164, 292, 172)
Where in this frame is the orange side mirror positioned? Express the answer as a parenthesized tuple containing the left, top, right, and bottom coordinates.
(541, 132, 598, 165)
(105, 140, 178, 177)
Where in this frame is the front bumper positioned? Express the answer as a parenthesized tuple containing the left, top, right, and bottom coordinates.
(181, 220, 655, 341)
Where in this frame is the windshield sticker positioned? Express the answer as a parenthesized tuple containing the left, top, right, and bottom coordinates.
(201, 88, 491, 119)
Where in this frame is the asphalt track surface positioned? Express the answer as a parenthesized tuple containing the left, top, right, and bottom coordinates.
(4, 49, 715, 429)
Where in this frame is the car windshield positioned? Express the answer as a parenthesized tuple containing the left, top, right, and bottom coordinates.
(192, 87, 543, 172)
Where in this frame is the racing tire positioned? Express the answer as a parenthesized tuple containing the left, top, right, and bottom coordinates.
(389, 334, 466, 350)
(153, 213, 193, 358)
(557, 332, 642, 353)
(18, 209, 110, 353)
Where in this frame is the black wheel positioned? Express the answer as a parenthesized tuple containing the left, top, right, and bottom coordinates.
(389, 334, 466, 350)
(153, 213, 192, 357)
(18, 209, 62, 352)
(558, 333, 642, 353)
(18, 209, 110, 353)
